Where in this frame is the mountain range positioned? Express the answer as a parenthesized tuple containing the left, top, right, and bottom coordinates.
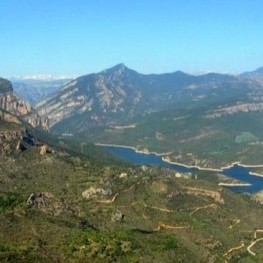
(33, 64, 263, 134)
(3, 63, 263, 167)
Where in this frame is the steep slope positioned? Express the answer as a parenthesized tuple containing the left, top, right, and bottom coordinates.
(0, 77, 49, 130)
(36, 64, 255, 134)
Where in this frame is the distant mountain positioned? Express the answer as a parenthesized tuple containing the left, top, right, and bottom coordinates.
(36, 64, 258, 134)
(0, 77, 49, 130)
(9, 74, 76, 80)
(36, 64, 146, 130)
(12, 78, 73, 105)
(239, 67, 263, 89)
(254, 67, 263, 74)
(241, 66, 263, 77)
(240, 66, 263, 84)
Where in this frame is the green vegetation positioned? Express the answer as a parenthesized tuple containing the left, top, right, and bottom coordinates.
(0, 193, 23, 211)
(235, 132, 258, 144)
(81, 108, 263, 168)
(0, 122, 22, 132)
(1, 111, 263, 262)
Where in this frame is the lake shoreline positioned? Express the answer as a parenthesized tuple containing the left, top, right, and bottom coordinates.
(161, 156, 222, 172)
(96, 143, 263, 177)
(218, 183, 252, 187)
(95, 143, 173, 156)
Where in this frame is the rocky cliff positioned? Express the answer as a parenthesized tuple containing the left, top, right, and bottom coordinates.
(0, 78, 49, 130)
(0, 109, 39, 157)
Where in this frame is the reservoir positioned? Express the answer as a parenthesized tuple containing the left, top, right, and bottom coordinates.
(103, 145, 263, 193)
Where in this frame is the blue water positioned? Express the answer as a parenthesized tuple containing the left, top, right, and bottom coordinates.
(103, 145, 263, 193)
(222, 165, 263, 193)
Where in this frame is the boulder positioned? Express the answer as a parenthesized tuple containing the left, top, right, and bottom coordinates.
(16, 140, 26, 152)
(82, 186, 112, 199)
(111, 210, 124, 222)
(40, 145, 48, 155)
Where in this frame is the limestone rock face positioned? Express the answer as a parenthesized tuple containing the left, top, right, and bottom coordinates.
(0, 78, 49, 130)
(36, 64, 144, 130)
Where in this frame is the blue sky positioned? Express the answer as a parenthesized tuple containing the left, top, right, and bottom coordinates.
(1, 0, 263, 76)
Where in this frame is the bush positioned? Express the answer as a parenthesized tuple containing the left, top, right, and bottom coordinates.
(0, 193, 23, 211)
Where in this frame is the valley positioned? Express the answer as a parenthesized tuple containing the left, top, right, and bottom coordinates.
(1, 114, 263, 262)
(33, 64, 263, 172)
(12, 77, 72, 106)
(2, 65, 263, 262)
(3, 1, 263, 262)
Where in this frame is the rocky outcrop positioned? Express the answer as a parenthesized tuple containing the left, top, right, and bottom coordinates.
(0, 129, 26, 143)
(0, 128, 39, 156)
(0, 92, 32, 114)
(0, 128, 39, 146)
(252, 190, 263, 204)
(183, 187, 225, 204)
(0, 78, 49, 130)
(26, 192, 78, 216)
(40, 145, 48, 155)
(16, 140, 26, 151)
(204, 102, 263, 119)
(82, 186, 112, 199)
(111, 210, 124, 222)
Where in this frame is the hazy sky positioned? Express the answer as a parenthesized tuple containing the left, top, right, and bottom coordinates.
(1, 0, 263, 76)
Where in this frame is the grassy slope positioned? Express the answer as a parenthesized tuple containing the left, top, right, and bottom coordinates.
(0, 120, 263, 262)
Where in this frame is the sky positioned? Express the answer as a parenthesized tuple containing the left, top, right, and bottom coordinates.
(0, 0, 263, 76)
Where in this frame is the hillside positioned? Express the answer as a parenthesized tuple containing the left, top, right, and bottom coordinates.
(83, 106, 263, 169)
(1, 112, 263, 262)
